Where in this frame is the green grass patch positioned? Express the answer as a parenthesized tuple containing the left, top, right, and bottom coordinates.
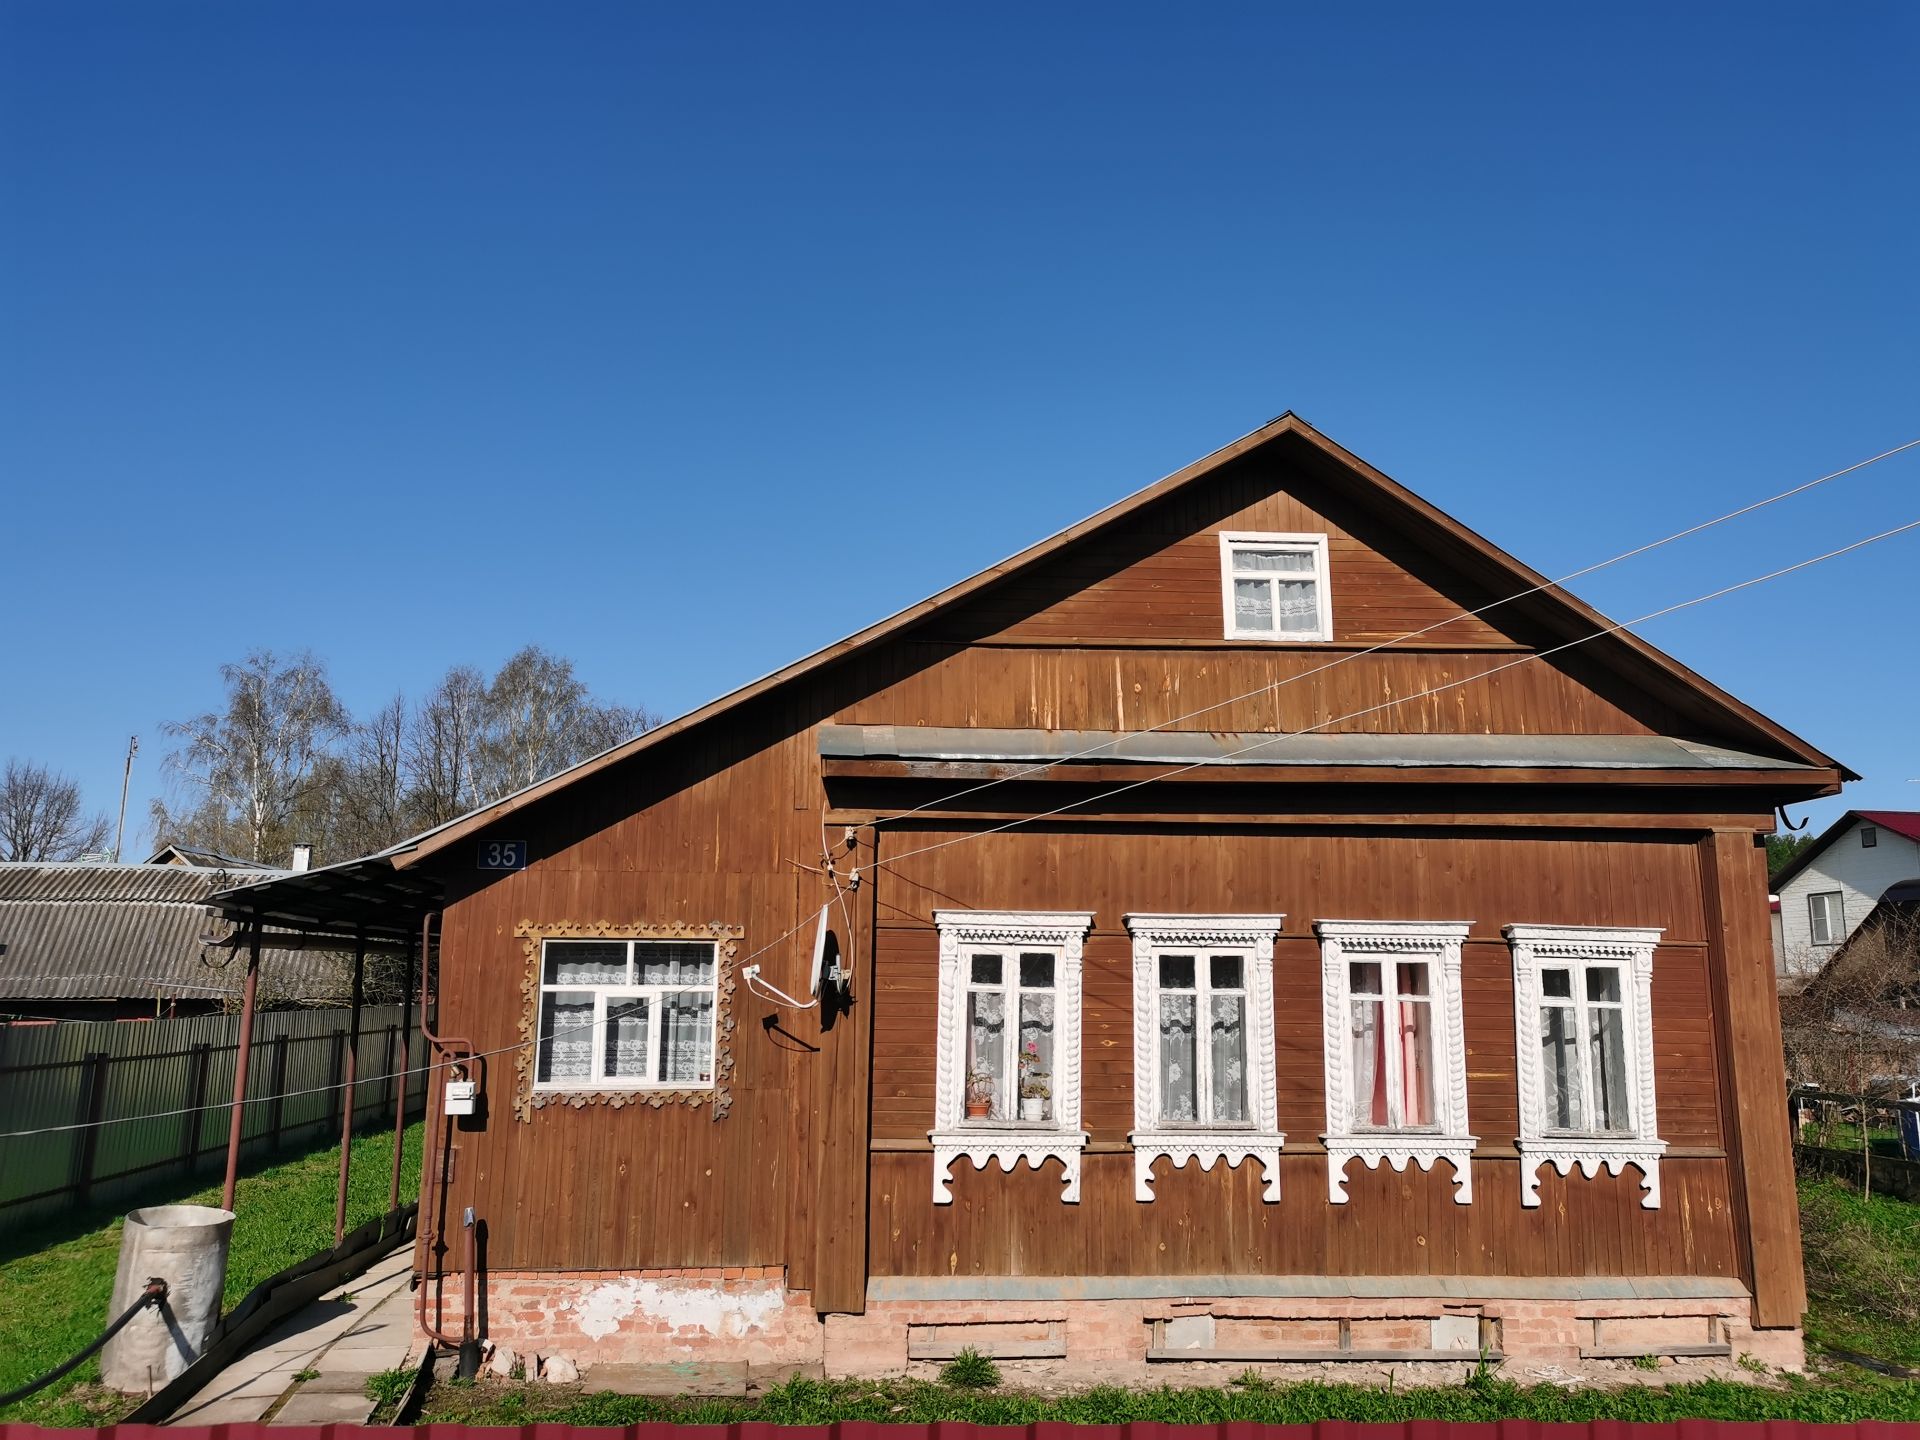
(1800, 1172, 1920, 1366)
(416, 1372, 1920, 1426)
(0, 1121, 420, 1426)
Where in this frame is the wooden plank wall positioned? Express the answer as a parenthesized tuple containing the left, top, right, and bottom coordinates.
(417, 440, 1798, 1318)
(868, 826, 1740, 1281)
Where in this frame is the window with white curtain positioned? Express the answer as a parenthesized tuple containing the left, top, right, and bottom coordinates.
(1218, 532, 1332, 641)
(534, 939, 718, 1090)
(930, 911, 1093, 1205)
(1315, 921, 1475, 1203)
(1505, 924, 1665, 1209)
(1126, 915, 1285, 1203)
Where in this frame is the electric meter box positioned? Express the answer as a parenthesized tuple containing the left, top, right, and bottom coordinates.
(444, 1079, 477, 1116)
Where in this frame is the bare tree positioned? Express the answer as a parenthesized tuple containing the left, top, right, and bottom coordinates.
(155, 650, 349, 864)
(0, 759, 111, 861)
(331, 693, 411, 855)
(472, 646, 653, 802)
(406, 665, 488, 827)
(1783, 902, 1920, 1196)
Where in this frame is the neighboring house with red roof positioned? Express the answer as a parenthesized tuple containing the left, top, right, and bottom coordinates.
(1771, 810, 1920, 985)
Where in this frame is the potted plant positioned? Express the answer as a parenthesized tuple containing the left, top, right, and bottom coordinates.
(1018, 1041, 1051, 1122)
(964, 1068, 995, 1119)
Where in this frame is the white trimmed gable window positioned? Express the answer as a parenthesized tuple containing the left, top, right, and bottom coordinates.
(1125, 915, 1285, 1202)
(929, 911, 1092, 1205)
(1219, 532, 1333, 642)
(1505, 924, 1665, 1209)
(534, 939, 717, 1090)
(1314, 921, 1475, 1203)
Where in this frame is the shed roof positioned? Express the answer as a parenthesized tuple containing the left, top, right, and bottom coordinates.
(0, 862, 347, 1005)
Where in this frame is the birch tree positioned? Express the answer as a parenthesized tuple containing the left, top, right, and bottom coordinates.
(0, 759, 111, 861)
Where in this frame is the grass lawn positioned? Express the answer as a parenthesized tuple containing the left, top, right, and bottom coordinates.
(0, 1121, 420, 1427)
(418, 1371, 1920, 1426)
(1799, 1172, 1920, 1366)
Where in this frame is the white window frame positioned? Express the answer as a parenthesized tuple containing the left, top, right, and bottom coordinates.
(929, 910, 1093, 1205)
(1218, 531, 1334, 643)
(1124, 914, 1285, 1203)
(533, 938, 719, 1092)
(1809, 891, 1844, 945)
(1315, 920, 1475, 1204)
(1505, 924, 1665, 1209)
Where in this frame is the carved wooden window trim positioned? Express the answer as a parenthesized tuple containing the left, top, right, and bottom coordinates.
(1125, 913, 1285, 1203)
(929, 910, 1094, 1205)
(1316, 919, 1476, 1204)
(513, 920, 741, 1123)
(1505, 923, 1665, 1209)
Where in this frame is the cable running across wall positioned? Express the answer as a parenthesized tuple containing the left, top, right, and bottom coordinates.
(865, 436, 1920, 827)
(5, 505, 1918, 1142)
(870, 515, 1920, 871)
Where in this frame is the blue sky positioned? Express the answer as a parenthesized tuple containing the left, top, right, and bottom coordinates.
(2, 2, 1916, 848)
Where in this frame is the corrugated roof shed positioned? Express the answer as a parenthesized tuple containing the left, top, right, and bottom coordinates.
(0, 863, 349, 1005)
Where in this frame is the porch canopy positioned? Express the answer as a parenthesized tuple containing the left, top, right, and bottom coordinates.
(207, 853, 443, 944)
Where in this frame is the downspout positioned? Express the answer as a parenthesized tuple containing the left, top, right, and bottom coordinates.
(413, 910, 479, 1350)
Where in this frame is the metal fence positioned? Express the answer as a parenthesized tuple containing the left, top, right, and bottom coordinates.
(0, 1005, 427, 1231)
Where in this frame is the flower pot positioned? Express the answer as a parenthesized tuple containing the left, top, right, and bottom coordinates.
(965, 1100, 991, 1119)
(1020, 1097, 1047, 1122)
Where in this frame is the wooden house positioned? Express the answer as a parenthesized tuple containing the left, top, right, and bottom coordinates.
(213, 415, 1843, 1376)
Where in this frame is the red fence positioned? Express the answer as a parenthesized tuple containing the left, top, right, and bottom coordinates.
(4, 1422, 1917, 1439)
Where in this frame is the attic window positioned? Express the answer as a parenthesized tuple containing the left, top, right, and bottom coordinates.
(1219, 532, 1332, 642)
(1861, 825, 1878, 849)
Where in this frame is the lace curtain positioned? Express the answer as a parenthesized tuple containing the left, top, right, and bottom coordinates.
(659, 990, 713, 1083)
(538, 992, 594, 1083)
(603, 997, 650, 1079)
(967, 990, 1006, 1115)
(1158, 992, 1247, 1124)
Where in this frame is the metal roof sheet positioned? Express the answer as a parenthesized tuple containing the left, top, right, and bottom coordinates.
(819, 725, 1818, 772)
(0, 863, 348, 1003)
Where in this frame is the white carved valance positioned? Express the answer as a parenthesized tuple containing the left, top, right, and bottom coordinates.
(1315, 920, 1476, 1204)
(929, 910, 1094, 1205)
(1505, 924, 1665, 1209)
(1124, 914, 1285, 1202)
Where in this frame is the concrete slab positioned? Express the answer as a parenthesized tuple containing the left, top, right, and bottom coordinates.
(272, 1388, 376, 1425)
(583, 1360, 749, 1397)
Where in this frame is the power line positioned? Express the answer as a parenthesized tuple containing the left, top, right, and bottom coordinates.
(873, 515, 1920, 870)
(867, 436, 1920, 827)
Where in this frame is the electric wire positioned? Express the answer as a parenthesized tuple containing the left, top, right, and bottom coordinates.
(872, 515, 1920, 870)
(7, 504, 1917, 1142)
(866, 437, 1920, 827)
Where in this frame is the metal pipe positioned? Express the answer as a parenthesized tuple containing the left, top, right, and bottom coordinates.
(389, 932, 413, 1214)
(334, 933, 365, 1247)
(457, 1206, 481, 1379)
(412, 911, 475, 1349)
(219, 923, 262, 1211)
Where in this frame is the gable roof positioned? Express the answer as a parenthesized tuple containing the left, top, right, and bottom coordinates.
(1772, 809, 1920, 893)
(216, 414, 1849, 920)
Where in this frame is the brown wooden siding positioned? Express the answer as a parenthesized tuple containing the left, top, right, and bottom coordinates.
(868, 1152, 1741, 1280)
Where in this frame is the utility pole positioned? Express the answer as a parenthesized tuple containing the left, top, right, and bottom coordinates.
(112, 735, 139, 863)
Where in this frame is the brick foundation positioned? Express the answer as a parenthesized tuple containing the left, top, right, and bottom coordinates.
(424, 1272, 1803, 1378)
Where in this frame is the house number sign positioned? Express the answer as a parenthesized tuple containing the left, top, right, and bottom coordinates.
(477, 841, 529, 871)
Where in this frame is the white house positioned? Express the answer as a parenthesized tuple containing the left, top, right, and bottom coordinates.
(1772, 810, 1920, 984)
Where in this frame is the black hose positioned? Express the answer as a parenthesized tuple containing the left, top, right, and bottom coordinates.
(0, 1278, 168, 1409)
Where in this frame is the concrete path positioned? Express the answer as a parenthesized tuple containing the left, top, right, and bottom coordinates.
(166, 1247, 419, 1426)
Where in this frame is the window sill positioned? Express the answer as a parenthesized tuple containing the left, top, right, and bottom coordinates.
(1517, 1135, 1667, 1209)
(928, 1128, 1090, 1205)
(1323, 1131, 1478, 1204)
(1130, 1128, 1286, 1202)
